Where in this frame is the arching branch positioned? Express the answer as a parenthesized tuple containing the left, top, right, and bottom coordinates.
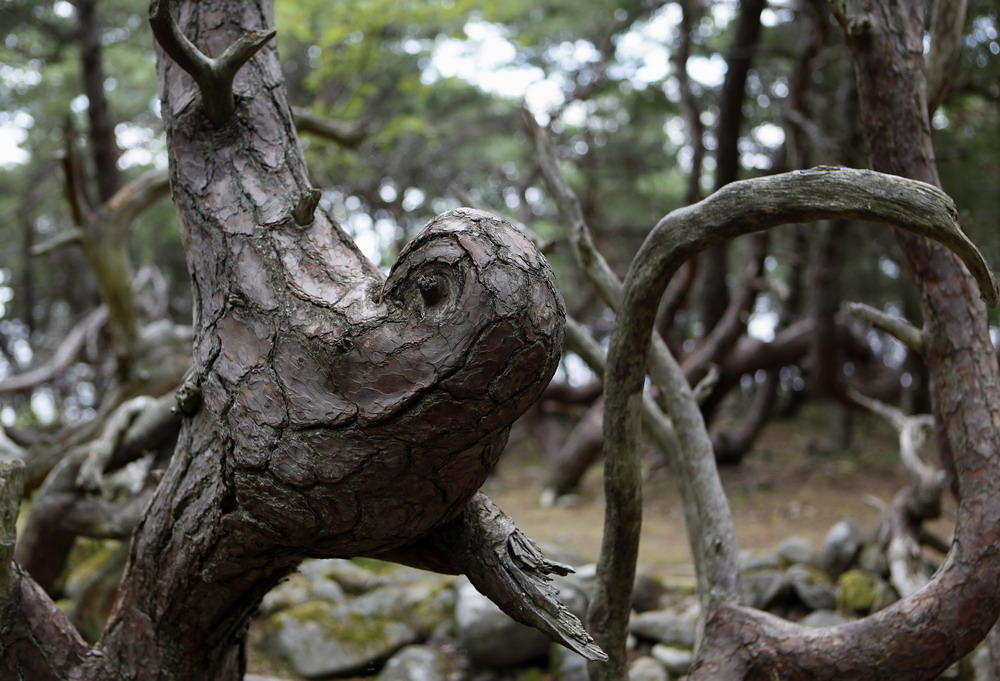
(591, 166, 996, 681)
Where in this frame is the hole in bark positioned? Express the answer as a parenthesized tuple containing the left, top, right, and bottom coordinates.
(418, 275, 446, 307)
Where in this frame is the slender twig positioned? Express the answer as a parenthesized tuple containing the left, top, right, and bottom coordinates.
(149, 0, 275, 126)
(0, 307, 108, 395)
(292, 107, 368, 148)
(844, 301, 924, 355)
(31, 228, 84, 256)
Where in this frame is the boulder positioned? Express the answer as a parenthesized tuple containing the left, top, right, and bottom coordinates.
(629, 655, 670, 681)
(454, 579, 550, 667)
(836, 569, 897, 616)
(629, 609, 697, 648)
(651, 644, 693, 676)
(259, 579, 453, 679)
(820, 520, 864, 579)
(377, 645, 450, 681)
(776, 536, 817, 567)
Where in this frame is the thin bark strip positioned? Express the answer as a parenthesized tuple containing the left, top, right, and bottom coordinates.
(592, 166, 996, 681)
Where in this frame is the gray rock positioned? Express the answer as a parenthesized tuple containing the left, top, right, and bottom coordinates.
(740, 569, 785, 610)
(454, 579, 550, 667)
(551, 644, 591, 681)
(629, 609, 697, 648)
(800, 609, 849, 628)
(836, 569, 897, 616)
(259, 581, 453, 679)
(259, 599, 417, 678)
(376, 645, 449, 681)
(777, 536, 816, 567)
(299, 558, 395, 594)
(742, 553, 780, 571)
(857, 542, 887, 575)
(650, 644, 693, 675)
(632, 572, 666, 613)
(261, 570, 347, 616)
(820, 520, 864, 578)
(454, 575, 589, 668)
(629, 656, 670, 681)
(786, 564, 836, 611)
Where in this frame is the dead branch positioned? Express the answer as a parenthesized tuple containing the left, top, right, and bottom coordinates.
(292, 107, 368, 148)
(375, 492, 608, 663)
(0, 307, 107, 395)
(844, 301, 924, 355)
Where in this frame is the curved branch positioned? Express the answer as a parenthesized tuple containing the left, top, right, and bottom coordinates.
(594, 166, 996, 680)
(844, 301, 924, 355)
(292, 107, 368, 148)
(0, 307, 108, 395)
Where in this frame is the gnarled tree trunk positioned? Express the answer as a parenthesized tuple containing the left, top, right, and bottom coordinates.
(0, 1, 608, 679)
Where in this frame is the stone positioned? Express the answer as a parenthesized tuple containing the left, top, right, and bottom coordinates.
(820, 520, 864, 578)
(300, 558, 392, 595)
(454, 579, 550, 667)
(740, 569, 786, 610)
(632, 572, 666, 613)
(453, 574, 589, 668)
(650, 644, 693, 676)
(551, 644, 591, 681)
(786, 564, 836, 611)
(629, 609, 697, 648)
(629, 656, 670, 681)
(776, 536, 817, 567)
(376, 645, 449, 681)
(260, 570, 346, 616)
(836, 569, 897, 616)
(259, 599, 418, 678)
(259, 580, 453, 679)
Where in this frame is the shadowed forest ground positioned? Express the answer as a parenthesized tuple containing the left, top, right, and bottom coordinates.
(489, 403, 954, 581)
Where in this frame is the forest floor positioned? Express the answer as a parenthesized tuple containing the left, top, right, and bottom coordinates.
(487, 402, 956, 583)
